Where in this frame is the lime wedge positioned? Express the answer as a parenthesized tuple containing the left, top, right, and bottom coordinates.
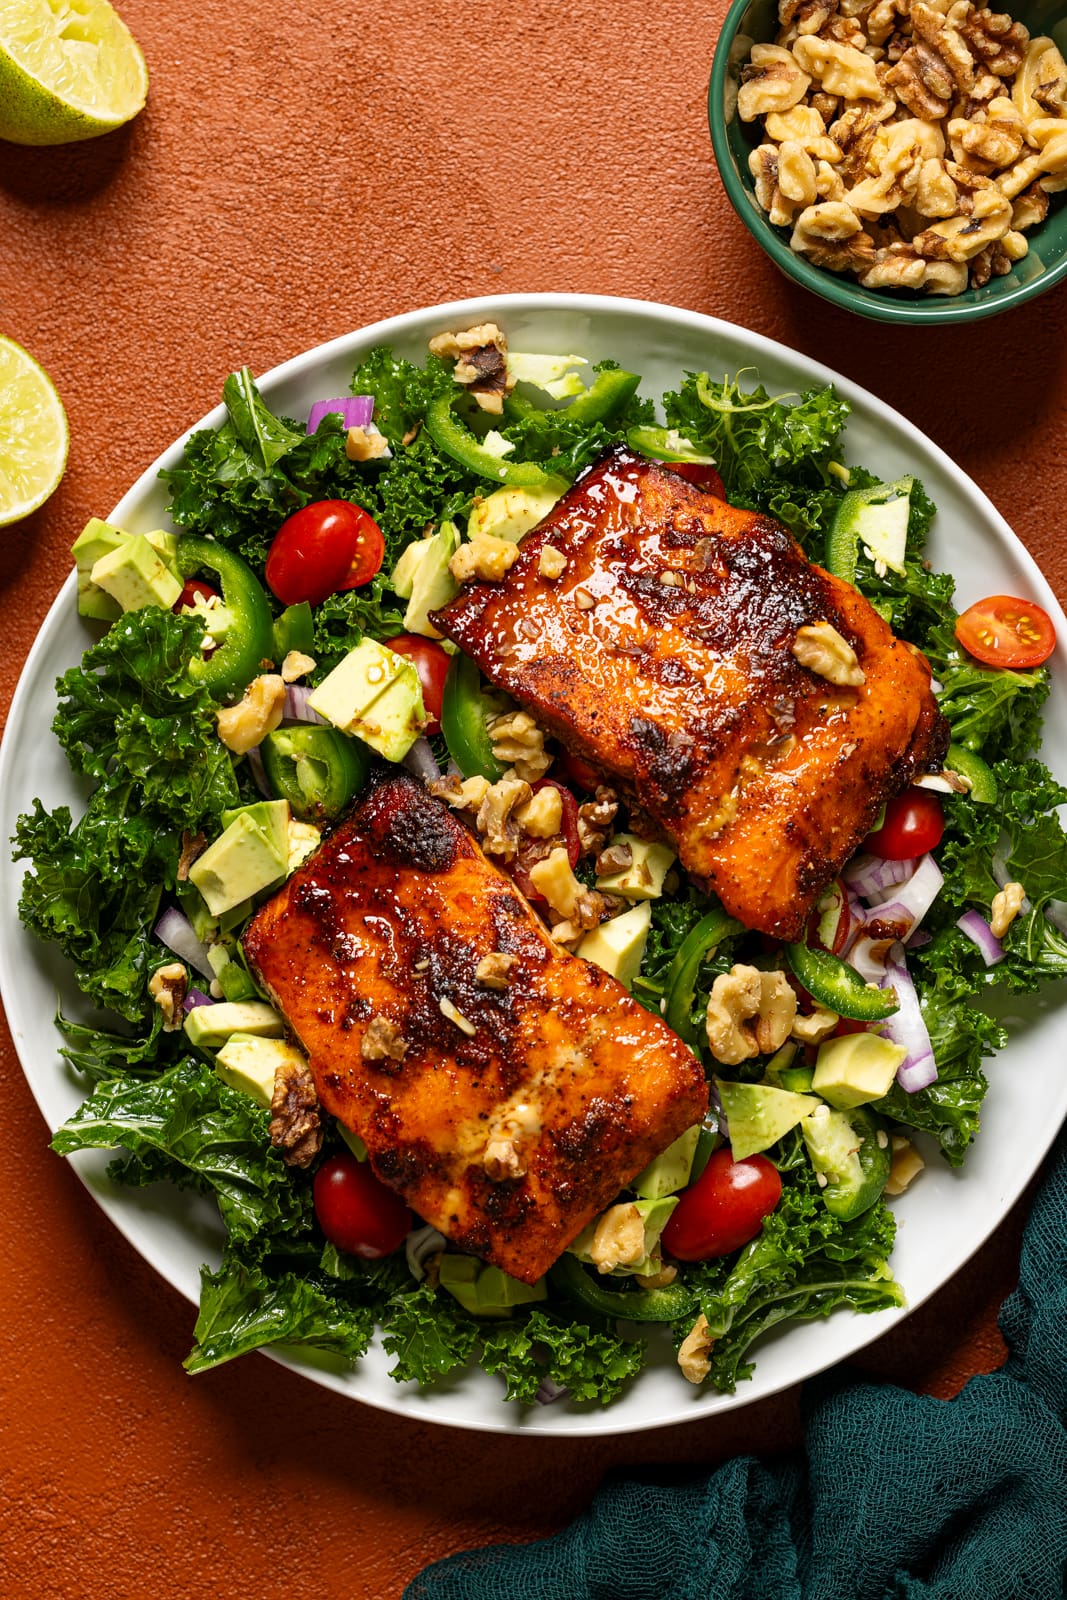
(0, 0, 148, 145)
(0, 335, 69, 526)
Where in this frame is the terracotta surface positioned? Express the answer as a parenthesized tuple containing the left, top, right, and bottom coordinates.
(1, 3, 1065, 1595)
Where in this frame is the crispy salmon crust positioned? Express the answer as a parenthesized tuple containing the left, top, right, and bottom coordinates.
(433, 448, 948, 939)
(243, 770, 707, 1283)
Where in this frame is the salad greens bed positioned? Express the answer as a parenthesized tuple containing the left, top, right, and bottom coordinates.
(14, 336, 1067, 1407)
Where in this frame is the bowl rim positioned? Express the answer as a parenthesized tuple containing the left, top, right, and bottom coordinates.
(707, 0, 1067, 325)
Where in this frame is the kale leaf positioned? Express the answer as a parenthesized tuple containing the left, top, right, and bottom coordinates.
(185, 1253, 379, 1373)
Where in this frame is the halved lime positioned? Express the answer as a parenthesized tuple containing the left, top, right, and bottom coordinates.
(0, 335, 69, 525)
(0, 0, 148, 145)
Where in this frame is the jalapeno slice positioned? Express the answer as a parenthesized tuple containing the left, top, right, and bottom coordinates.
(802, 1103, 891, 1221)
(423, 394, 556, 487)
(176, 536, 275, 701)
(440, 652, 506, 781)
(550, 1251, 698, 1323)
(260, 724, 369, 822)
(272, 601, 315, 661)
(786, 942, 900, 1022)
(944, 743, 997, 804)
(663, 907, 743, 1046)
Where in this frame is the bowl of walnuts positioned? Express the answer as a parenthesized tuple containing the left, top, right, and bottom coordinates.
(708, 0, 1067, 321)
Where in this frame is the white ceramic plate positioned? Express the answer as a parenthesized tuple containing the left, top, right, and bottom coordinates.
(4, 293, 1066, 1437)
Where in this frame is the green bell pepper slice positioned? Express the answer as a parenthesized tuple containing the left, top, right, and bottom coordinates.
(440, 652, 506, 781)
(177, 536, 275, 701)
(550, 1251, 698, 1323)
(663, 907, 742, 1047)
(424, 394, 556, 487)
(272, 601, 315, 661)
(625, 425, 715, 464)
(786, 942, 900, 1022)
(824, 475, 913, 585)
(260, 724, 369, 823)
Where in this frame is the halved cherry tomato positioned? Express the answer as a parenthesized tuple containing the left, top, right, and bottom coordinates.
(510, 778, 581, 902)
(559, 750, 603, 792)
(863, 787, 944, 860)
(265, 500, 383, 607)
(955, 595, 1056, 670)
(312, 1151, 412, 1260)
(661, 1148, 782, 1262)
(833, 1017, 870, 1037)
(667, 462, 726, 498)
(173, 577, 219, 612)
(383, 634, 450, 736)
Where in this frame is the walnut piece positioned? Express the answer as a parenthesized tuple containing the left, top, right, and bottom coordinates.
(678, 1314, 715, 1384)
(705, 965, 798, 1065)
(588, 1203, 648, 1274)
(431, 773, 492, 812)
(428, 322, 515, 414)
(791, 1005, 840, 1043)
(483, 1132, 527, 1181)
(280, 649, 316, 684)
(450, 532, 521, 585)
(884, 1134, 926, 1195)
(476, 774, 533, 858)
(361, 1014, 408, 1062)
(538, 545, 567, 579)
(269, 1057, 323, 1169)
(576, 785, 619, 857)
(990, 879, 1026, 938)
(514, 784, 563, 837)
(488, 709, 553, 783)
(345, 424, 389, 462)
(792, 621, 866, 686)
(475, 951, 517, 989)
(793, 34, 884, 100)
(215, 673, 286, 755)
(738, 42, 813, 120)
(148, 962, 187, 1031)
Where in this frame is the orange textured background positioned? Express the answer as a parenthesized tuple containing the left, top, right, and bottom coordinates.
(2, 3, 1066, 1596)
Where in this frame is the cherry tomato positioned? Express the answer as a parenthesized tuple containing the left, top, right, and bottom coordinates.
(510, 779, 582, 901)
(559, 749, 603, 792)
(955, 594, 1056, 669)
(833, 1017, 870, 1037)
(265, 500, 383, 607)
(661, 1148, 782, 1262)
(667, 462, 726, 498)
(313, 1151, 412, 1259)
(383, 634, 450, 736)
(863, 787, 944, 861)
(173, 577, 219, 613)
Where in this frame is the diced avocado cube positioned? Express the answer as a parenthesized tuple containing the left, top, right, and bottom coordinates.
(206, 944, 257, 1002)
(221, 800, 291, 863)
(569, 1196, 678, 1278)
(506, 352, 588, 399)
(760, 1042, 799, 1087)
(143, 528, 180, 572)
(308, 638, 426, 762)
(438, 1255, 548, 1317)
(214, 1033, 307, 1107)
(336, 1122, 368, 1161)
(184, 1000, 284, 1051)
(812, 1032, 908, 1110)
(287, 818, 321, 873)
(576, 901, 652, 991)
(90, 532, 182, 613)
(632, 1123, 702, 1199)
(189, 810, 290, 916)
(76, 568, 123, 622)
(401, 520, 460, 639)
(595, 833, 677, 901)
(71, 516, 128, 572)
(467, 484, 564, 545)
(715, 1079, 821, 1160)
(176, 883, 219, 945)
(390, 536, 431, 600)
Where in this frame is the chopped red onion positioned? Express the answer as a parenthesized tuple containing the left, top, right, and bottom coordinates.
(183, 988, 215, 1013)
(306, 395, 374, 434)
(881, 945, 937, 1092)
(401, 737, 443, 784)
(991, 840, 1032, 912)
(846, 934, 894, 984)
(956, 909, 1005, 966)
(843, 853, 917, 898)
(154, 906, 215, 980)
(906, 929, 933, 949)
(246, 742, 273, 799)
(864, 853, 944, 941)
(535, 1376, 570, 1406)
(284, 684, 325, 724)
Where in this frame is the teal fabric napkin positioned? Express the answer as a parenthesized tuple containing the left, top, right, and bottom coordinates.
(406, 1129, 1067, 1600)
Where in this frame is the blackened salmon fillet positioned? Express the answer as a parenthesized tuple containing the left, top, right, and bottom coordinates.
(243, 769, 707, 1283)
(432, 448, 947, 939)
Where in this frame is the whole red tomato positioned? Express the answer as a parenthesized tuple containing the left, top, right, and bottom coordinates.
(661, 1147, 782, 1261)
(313, 1151, 412, 1259)
(383, 634, 450, 736)
(863, 788, 944, 860)
(265, 500, 384, 607)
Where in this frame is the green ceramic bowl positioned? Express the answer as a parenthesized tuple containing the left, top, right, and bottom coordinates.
(708, 0, 1067, 323)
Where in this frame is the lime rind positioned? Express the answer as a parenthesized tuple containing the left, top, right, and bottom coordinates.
(0, 0, 147, 144)
(0, 335, 69, 526)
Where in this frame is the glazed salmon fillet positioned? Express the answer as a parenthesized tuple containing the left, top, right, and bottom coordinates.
(433, 448, 948, 940)
(243, 769, 707, 1283)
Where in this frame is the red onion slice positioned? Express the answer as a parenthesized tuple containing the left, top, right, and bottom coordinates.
(284, 684, 325, 724)
(864, 853, 944, 941)
(306, 395, 374, 434)
(846, 934, 894, 984)
(535, 1377, 570, 1406)
(154, 907, 215, 980)
(246, 742, 273, 799)
(843, 853, 917, 898)
(1045, 900, 1067, 936)
(881, 945, 937, 1092)
(183, 988, 215, 1013)
(956, 909, 1006, 966)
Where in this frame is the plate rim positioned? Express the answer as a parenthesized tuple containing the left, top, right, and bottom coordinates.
(4, 290, 1066, 1437)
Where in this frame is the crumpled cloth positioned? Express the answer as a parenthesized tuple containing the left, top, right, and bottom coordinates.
(406, 1129, 1067, 1600)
